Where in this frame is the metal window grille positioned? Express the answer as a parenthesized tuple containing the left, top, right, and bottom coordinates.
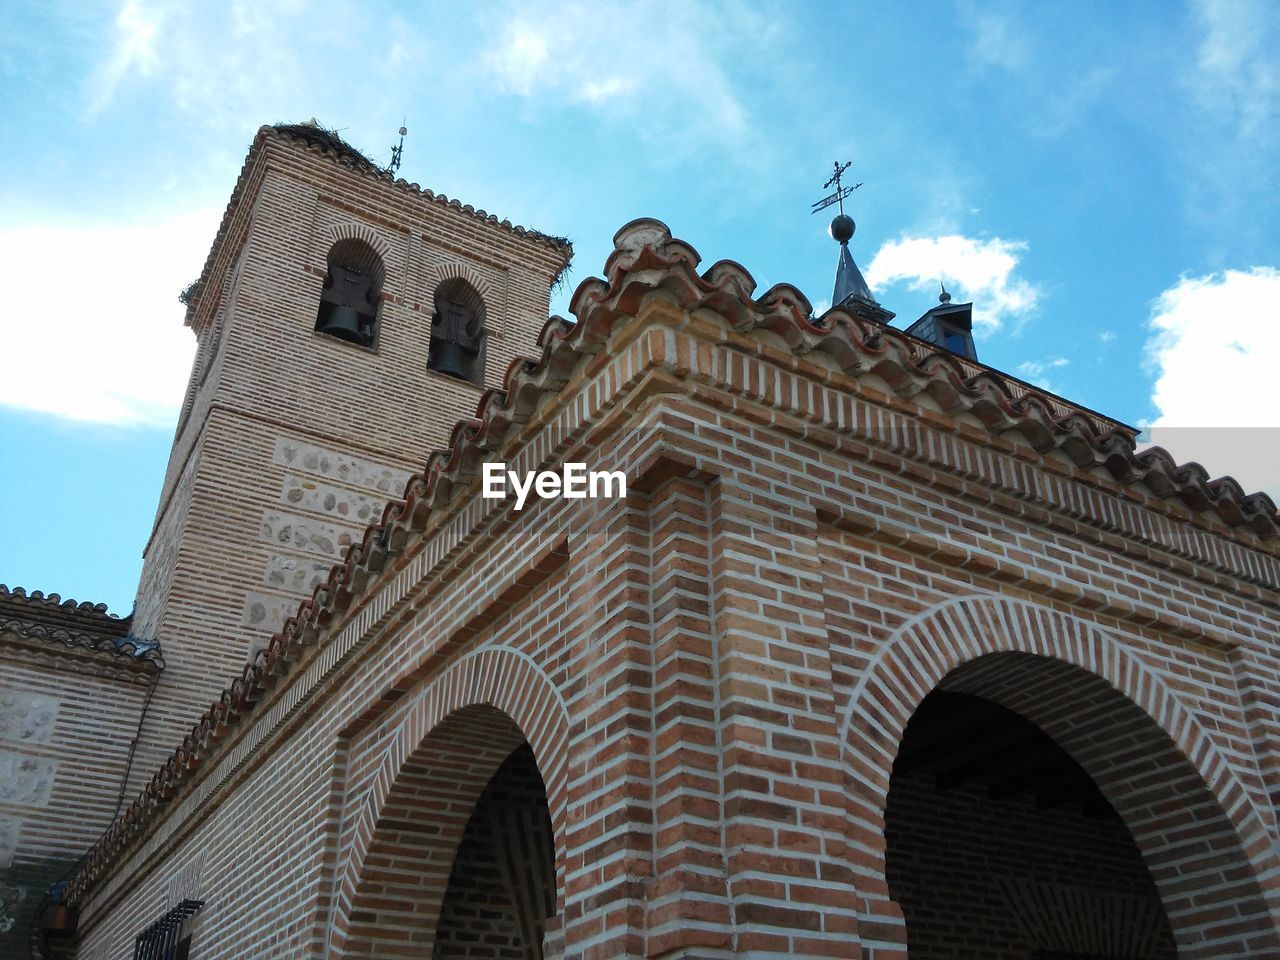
(132, 899, 203, 960)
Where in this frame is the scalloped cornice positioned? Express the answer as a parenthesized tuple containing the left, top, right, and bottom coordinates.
(0, 583, 124, 621)
(0, 584, 161, 676)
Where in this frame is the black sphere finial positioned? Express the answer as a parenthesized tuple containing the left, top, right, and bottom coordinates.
(830, 213, 855, 244)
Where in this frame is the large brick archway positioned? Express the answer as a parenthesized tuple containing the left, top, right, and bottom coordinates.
(328, 646, 570, 959)
(839, 594, 1279, 959)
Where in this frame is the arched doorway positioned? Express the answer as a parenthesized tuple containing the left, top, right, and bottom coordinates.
(433, 743, 555, 958)
(341, 705, 558, 959)
(886, 686, 1176, 957)
(842, 597, 1279, 959)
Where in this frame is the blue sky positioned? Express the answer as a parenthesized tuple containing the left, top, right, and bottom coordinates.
(1, 0, 1277, 615)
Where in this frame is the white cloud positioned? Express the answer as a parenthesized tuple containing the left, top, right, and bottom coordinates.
(81, 0, 351, 135)
(490, 25, 551, 97)
(864, 234, 1041, 331)
(0, 211, 217, 426)
(581, 76, 631, 105)
(1143, 266, 1280, 497)
(75, 0, 771, 165)
(88, 0, 165, 114)
(959, 2, 1031, 72)
(1174, 1, 1279, 243)
(482, 1, 750, 139)
(1016, 356, 1069, 391)
(1192, 0, 1278, 140)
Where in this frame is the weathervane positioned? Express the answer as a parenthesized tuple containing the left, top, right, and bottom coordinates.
(388, 121, 408, 176)
(818, 160, 877, 308)
(811, 160, 863, 216)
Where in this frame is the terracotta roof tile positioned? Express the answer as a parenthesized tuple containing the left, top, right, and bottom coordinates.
(0, 583, 161, 666)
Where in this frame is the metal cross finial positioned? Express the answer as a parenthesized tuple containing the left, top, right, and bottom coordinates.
(824, 160, 851, 191)
(389, 120, 408, 176)
(811, 160, 863, 216)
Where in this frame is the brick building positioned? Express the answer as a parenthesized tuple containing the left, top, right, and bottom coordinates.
(0, 587, 160, 958)
(5, 122, 1278, 959)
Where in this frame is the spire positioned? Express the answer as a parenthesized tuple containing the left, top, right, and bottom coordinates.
(810, 160, 884, 314)
(810, 160, 893, 324)
(830, 214, 875, 307)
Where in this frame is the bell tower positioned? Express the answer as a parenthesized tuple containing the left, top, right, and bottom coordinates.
(127, 123, 571, 791)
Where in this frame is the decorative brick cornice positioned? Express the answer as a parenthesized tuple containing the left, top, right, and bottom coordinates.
(0, 584, 161, 679)
(265, 122, 572, 252)
(64, 217, 1279, 905)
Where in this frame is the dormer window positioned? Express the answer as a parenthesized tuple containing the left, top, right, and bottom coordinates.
(429, 278, 486, 385)
(904, 287, 977, 361)
(315, 239, 384, 348)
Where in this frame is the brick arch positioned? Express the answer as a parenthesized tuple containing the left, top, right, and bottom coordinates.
(328, 646, 569, 959)
(839, 594, 1279, 960)
(424, 257, 492, 304)
(322, 220, 394, 263)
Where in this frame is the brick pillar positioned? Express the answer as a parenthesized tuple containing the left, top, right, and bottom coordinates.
(558, 472, 861, 958)
(1230, 646, 1280, 826)
(706, 476, 860, 957)
(644, 475, 734, 956)
(560, 499, 654, 959)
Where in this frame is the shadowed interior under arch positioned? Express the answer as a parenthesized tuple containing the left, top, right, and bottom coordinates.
(433, 744, 555, 959)
(887, 689, 1177, 959)
(342, 706, 556, 959)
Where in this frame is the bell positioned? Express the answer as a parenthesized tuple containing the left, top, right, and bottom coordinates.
(316, 303, 369, 345)
(430, 340, 473, 380)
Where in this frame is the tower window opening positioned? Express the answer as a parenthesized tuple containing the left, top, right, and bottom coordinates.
(315, 238, 384, 348)
(429, 277, 486, 385)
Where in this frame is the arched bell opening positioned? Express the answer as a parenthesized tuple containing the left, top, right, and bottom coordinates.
(341, 705, 557, 960)
(879, 652, 1276, 959)
(429, 278, 487, 385)
(315, 238, 385, 348)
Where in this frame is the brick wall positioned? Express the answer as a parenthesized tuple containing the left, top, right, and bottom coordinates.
(0, 644, 154, 957)
(65, 186, 1278, 958)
